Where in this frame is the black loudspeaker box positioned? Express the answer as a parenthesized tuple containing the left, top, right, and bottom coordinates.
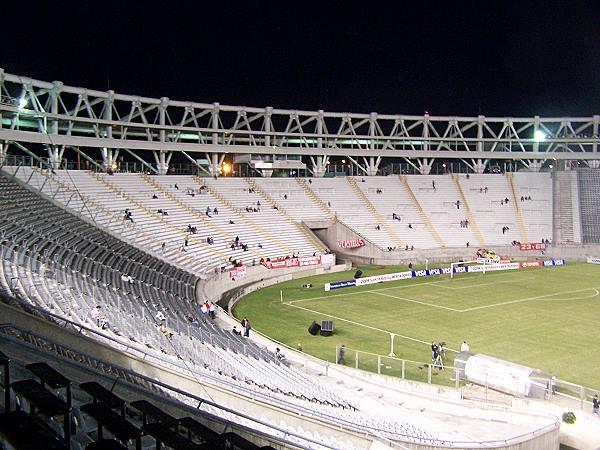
(308, 321, 321, 336)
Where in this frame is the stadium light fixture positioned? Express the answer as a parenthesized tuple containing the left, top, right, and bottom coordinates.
(222, 162, 232, 174)
(18, 96, 27, 109)
(534, 130, 546, 142)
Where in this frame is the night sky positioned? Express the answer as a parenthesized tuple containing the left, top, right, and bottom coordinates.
(3, 1, 599, 117)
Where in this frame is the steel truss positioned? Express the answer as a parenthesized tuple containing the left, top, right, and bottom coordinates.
(1, 68, 599, 176)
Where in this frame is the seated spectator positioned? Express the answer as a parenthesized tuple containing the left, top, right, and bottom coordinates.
(158, 323, 173, 339)
(275, 348, 286, 363)
(174, 183, 179, 190)
(91, 305, 108, 329)
(155, 310, 166, 324)
(232, 326, 242, 336)
(229, 219, 235, 224)
(152, 194, 158, 199)
(213, 207, 218, 214)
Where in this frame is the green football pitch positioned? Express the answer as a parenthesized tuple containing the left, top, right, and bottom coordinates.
(233, 262, 600, 389)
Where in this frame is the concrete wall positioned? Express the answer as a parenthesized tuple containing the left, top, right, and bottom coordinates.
(309, 218, 600, 265)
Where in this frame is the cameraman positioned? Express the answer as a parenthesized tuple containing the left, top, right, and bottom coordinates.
(431, 342, 439, 362)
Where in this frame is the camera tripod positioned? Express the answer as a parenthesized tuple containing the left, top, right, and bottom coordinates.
(432, 353, 444, 370)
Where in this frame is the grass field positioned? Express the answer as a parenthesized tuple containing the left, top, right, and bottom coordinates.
(233, 262, 600, 389)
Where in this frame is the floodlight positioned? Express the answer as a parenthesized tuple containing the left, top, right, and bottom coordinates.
(18, 96, 27, 109)
(222, 163, 231, 174)
(534, 130, 546, 142)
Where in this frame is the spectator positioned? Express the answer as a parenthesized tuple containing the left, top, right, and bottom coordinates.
(275, 348, 286, 363)
(504, 197, 509, 203)
(411, 245, 414, 251)
(520, 196, 524, 202)
(91, 306, 107, 329)
(161, 242, 166, 253)
(484, 186, 488, 193)
(284, 194, 288, 200)
(229, 220, 235, 224)
(408, 262, 413, 269)
(408, 224, 413, 229)
(337, 344, 346, 365)
(155, 310, 166, 324)
(209, 302, 216, 319)
(158, 323, 173, 339)
(184, 237, 189, 247)
(432, 180, 436, 190)
(152, 194, 158, 199)
(232, 326, 242, 336)
(466, 242, 470, 247)
(213, 207, 218, 215)
(174, 184, 179, 190)
(375, 225, 381, 230)
(241, 317, 251, 337)
(296, 343, 303, 352)
(460, 341, 470, 352)
(593, 394, 599, 415)
(456, 200, 460, 209)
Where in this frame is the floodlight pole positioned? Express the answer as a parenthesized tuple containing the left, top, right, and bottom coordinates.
(389, 332, 396, 357)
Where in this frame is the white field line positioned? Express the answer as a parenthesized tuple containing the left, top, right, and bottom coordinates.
(286, 270, 539, 305)
(459, 287, 600, 312)
(284, 287, 598, 353)
(371, 291, 463, 312)
(285, 301, 458, 352)
(286, 279, 455, 304)
(429, 276, 536, 290)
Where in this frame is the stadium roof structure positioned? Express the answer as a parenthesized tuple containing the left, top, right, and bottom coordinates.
(1, 68, 599, 176)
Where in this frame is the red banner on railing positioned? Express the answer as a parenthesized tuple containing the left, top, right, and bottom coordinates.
(261, 255, 321, 270)
(337, 239, 365, 249)
(518, 243, 546, 251)
(520, 261, 542, 268)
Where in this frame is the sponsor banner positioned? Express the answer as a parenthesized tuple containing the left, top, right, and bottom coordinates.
(499, 259, 512, 264)
(477, 257, 500, 264)
(230, 265, 246, 279)
(465, 354, 533, 397)
(519, 242, 546, 251)
(323, 259, 566, 290)
(587, 256, 600, 265)
(325, 279, 356, 291)
(542, 259, 565, 267)
(262, 255, 322, 269)
(355, 271, 412, 286)
(467, 262, 520, 273)
(520, 261, 542, 268)
(337, 239, 365, 249)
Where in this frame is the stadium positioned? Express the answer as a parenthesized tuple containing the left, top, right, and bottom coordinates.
(0, 66, 599, 450)
(1, 5, 600, 448)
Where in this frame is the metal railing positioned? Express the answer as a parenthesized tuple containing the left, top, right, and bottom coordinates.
(337, 345, 600, 413)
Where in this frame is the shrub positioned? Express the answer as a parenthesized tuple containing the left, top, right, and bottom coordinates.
(562, 411, 576, 424)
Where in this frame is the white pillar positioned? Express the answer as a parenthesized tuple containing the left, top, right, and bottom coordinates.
(528, 160, 542, 172)
(418, 158, 432, 175)
(474, 159, 486, 174)
(588, 160, 600, 169)
(312, 156, 327, 177)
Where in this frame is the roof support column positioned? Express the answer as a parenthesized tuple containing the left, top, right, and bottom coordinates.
(418, 158, 432, 175)
(593, 115, 599, 154)
(48, 82, 63, 170)
(156, 97, 170, 174)
(311, 155, 328, 177)
(208, 153, 225, 178)
(474, 159, 486, 174)
(365, 156, 381, 176)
